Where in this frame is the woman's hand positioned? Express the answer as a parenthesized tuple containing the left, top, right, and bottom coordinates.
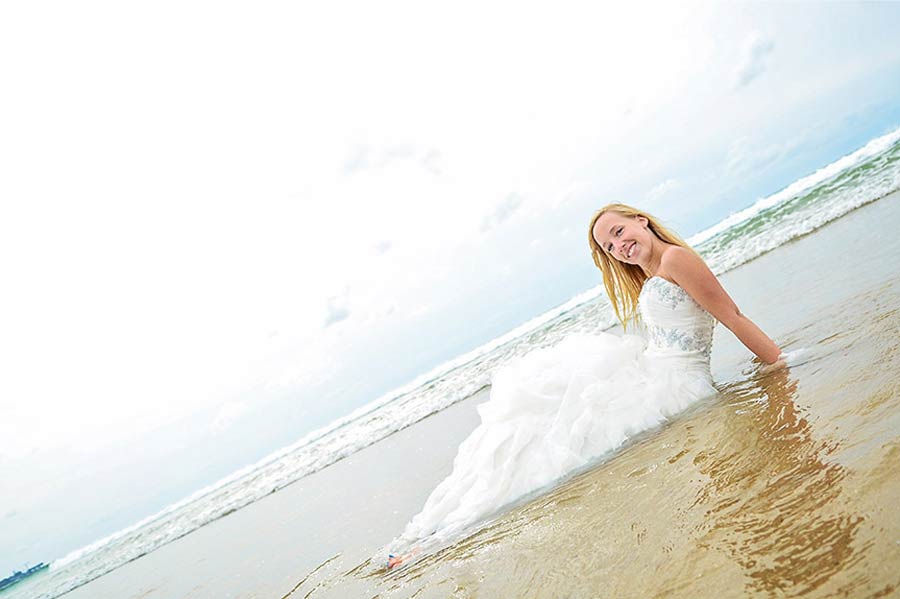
(742, 353, 787, 377)
(757, 355, 788, 375)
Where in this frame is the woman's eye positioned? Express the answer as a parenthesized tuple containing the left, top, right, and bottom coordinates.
(616, 227, 623, 237)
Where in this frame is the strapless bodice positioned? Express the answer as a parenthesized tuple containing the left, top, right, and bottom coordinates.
(638, 276, 717, 360)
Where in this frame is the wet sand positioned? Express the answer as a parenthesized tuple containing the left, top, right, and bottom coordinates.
(64, 192, 900, 599)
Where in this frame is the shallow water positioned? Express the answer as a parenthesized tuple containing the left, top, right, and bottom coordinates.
(291, 194, 900, 598)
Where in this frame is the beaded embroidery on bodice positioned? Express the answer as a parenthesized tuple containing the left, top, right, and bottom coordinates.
(638, 276, 717, 359)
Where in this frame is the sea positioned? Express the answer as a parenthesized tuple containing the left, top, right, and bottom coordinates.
(6, 126, 900, 599)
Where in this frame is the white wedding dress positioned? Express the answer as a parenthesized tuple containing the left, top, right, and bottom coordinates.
(392, 276, 718, 551)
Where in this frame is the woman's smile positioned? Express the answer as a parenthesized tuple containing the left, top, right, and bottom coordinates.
(626, 241, 637, 259)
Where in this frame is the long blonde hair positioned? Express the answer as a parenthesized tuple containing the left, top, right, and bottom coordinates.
(587, 203, 695, 329)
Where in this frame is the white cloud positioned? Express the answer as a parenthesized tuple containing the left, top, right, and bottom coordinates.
(323, 293, 351, 327)
(263, 336, 340, 392)
(646, 178, 682, 203)
(734, 31, 775, 88)
(726, 135, 801, 176)
(409, 304, 432, 319)
(209, 401, 251, 434)
(481, 194, 525, 232)
(420, 148, 443, 176)
(372, 240, 393, 255)
(341, 143, 442, 177)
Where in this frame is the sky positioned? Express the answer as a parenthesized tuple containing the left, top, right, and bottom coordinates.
(2, 0, 900, 572)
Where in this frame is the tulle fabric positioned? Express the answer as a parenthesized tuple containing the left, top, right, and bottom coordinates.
(392, 277, 718, 551)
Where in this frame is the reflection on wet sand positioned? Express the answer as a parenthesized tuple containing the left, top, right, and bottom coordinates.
(288, 370, 897, 598)
(291, 202, 900, 599)
(692, 366, 865, 596)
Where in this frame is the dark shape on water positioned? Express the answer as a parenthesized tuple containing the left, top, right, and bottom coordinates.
(0, 562, 49, 592)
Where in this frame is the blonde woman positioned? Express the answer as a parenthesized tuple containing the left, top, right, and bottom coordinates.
(387, 203, 783, 569)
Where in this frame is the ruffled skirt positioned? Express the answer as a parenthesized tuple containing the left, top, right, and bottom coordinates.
(393, 331, 716, 549)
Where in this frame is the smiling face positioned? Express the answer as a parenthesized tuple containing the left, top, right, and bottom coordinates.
(591, 211, 654, 265)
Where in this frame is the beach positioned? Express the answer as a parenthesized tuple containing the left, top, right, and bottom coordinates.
(36, 191, 900, 598)
(8, 4, 900, 598)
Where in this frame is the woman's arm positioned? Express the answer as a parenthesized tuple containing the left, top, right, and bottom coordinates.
(661, 247, 782, 364)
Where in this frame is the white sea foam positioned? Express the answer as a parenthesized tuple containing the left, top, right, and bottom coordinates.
(688, 126, 900, 248)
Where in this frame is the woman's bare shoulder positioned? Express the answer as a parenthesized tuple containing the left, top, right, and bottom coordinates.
(657, 245, 704, 279)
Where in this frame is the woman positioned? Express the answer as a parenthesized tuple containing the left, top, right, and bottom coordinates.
(387, 203, 783, 569)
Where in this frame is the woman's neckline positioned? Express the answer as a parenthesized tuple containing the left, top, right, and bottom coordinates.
(646, 274, 679, 288)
